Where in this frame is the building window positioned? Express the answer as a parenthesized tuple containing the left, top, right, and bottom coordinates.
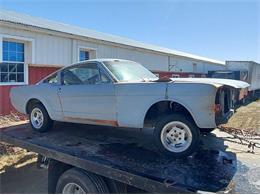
(0, 63, 24, 82)
(3, 41, 24, 62)
(1, 41, 25, 83)
(79, 50, 89, 61)
(189, 74, 195, 78)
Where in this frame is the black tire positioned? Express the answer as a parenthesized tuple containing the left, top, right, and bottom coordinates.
(29, 103, 53, 132)
(55, 167, 109, 194)
(153, 114, 200, 157)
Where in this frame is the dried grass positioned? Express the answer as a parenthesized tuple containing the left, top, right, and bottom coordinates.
(0, 113, 28, 157)
(0, 112, 27, 128)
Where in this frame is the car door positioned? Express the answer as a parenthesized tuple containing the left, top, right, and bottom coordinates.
(58, 62, 117, 126)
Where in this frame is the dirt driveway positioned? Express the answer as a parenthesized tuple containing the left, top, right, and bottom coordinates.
(0, 100, 259, 193)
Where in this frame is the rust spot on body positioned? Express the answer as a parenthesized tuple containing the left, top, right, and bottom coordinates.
(64, 117, 118, 127)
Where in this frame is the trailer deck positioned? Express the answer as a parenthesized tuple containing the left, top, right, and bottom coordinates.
(1, 122, 236, 193)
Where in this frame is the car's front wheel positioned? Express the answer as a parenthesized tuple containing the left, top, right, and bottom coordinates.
(153, 114, 200, 157)
(29, 103, 53, 132)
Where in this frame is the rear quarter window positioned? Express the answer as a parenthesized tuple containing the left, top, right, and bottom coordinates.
(44, 73, 58, 84)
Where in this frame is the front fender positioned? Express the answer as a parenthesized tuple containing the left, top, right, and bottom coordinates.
(116, 82, 218, 129)
(139, 96, 211, 129)
(167, 83, 218, 128)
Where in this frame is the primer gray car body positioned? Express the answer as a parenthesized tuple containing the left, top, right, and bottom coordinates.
(10, 59, 249, 129)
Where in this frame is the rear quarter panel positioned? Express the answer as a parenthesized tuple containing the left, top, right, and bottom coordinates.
(10, 86, 29, 114)
(10, 84, 62, 120)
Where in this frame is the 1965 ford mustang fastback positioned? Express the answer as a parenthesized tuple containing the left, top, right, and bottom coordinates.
(10, 59, 249, 157)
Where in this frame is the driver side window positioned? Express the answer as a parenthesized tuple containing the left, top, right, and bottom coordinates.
(62, 63, 109, 85)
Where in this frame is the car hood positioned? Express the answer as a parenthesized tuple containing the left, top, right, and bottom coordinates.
(169, 78, 250, 89)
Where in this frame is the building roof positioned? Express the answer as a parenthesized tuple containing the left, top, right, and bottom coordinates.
(0, 9, 225, 65)
(226, 61, 260, 65)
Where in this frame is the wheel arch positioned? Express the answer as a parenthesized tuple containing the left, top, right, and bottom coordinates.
(26, 98, 43, 114)
(25, 98, 52, 118)
(142, 99, 199, 128)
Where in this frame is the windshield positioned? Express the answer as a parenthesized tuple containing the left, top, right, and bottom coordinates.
(103, 60, 158, 82)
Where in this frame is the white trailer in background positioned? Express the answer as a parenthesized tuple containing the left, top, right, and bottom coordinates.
(226, 61, 260, 97)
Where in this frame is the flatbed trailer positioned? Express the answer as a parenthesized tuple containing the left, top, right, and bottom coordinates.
(1, 122, 236, 193)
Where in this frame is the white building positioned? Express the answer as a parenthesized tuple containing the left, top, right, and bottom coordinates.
(0, 9, 225, 115)
(226, 61, 260, 92)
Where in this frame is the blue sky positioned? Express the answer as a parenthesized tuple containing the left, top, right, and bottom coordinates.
(1, 0, 259, 63)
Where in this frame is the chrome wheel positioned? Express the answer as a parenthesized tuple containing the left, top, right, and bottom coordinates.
(160, 121, 192, 153)
(62, 183, 86, 194)
(30, 108, 44, 129)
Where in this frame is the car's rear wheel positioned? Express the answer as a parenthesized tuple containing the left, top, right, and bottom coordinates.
(153, 114, 200, 157)
(29, 103, 53, 132)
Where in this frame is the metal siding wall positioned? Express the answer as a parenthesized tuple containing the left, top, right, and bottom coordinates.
(170, 56, 225, 73)
(130, 50, 168, 71)
(0, 86, 15, 115)
(0, 85, 22, 115)
(29, 66, 60, 84)
(203, 63, 226, 72)
(2, 26, 225, 72)
(1, 26, 72, 66)
(76, 40, 169, 71)
(35, 33, 72, 65)
(226, 61, 251, 70)
(250, 63, 260, 91)
(170, 57, 194, 72)
(227, 61, 260, 91)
